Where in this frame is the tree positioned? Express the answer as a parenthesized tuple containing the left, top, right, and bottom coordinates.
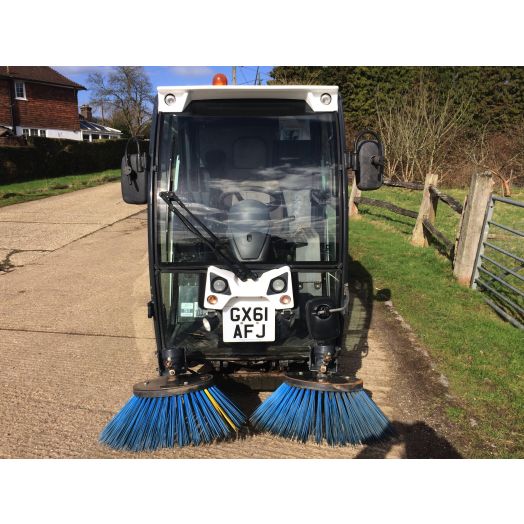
(269, 66, 524, 134)
(109, 108, 152, 139)
(466, 124, 524, 196)
(269, 66, 419, 132)
(376, 82, 471, 183)
(269, 66, 524, 187)
(88, 67, 153, 137)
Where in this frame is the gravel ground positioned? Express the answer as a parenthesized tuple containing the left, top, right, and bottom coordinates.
(0, 183, 465, 458)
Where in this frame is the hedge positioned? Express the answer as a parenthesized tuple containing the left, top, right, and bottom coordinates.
(0, 137, 128, 182)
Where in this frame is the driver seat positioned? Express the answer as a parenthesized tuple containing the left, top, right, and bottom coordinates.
(229, 136, 287, 221)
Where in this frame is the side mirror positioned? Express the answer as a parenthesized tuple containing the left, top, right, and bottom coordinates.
(351, 130, 384, 191)
(121, 137, 148, 204)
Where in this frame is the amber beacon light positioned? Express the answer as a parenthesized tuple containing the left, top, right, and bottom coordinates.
(212, 73, 228, 85)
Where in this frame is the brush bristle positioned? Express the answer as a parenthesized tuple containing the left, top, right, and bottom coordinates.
(99, 385, 246, 452)
(250, 382, 394, 446)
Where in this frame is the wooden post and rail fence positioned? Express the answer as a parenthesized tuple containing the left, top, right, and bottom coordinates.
(349, 171, 495, 287)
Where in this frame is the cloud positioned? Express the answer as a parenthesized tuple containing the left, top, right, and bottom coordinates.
(171, 66, 215, 77)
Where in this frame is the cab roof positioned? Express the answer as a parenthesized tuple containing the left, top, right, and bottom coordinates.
(156, 85, 339, 113)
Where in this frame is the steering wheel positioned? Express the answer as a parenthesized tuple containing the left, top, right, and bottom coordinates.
(218, 188, 283, 212)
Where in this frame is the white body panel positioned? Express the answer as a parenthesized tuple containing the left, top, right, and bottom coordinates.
(157, 85, 339, 113)
(204, 265, 294, 310)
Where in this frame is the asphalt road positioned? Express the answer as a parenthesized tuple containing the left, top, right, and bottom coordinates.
(0, 183, 463, 458)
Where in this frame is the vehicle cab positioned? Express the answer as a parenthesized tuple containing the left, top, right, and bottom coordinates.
(121, 81, 383, 383)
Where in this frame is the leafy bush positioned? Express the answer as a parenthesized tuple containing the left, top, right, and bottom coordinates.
(0, 137, 128, 182)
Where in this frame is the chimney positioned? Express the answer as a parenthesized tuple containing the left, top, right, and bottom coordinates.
(80, 104, 93, 121)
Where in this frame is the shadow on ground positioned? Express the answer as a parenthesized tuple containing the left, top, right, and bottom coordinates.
(359, 208, 414, 233)
(343, 254, 462, 459)
(340, 254, 390, 377)
(357, 421, 462, 458)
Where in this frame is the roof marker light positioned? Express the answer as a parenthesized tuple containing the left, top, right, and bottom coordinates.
(212, 73, 228, 86)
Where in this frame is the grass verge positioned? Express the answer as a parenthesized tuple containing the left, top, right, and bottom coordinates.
(357, 186, 523, 244)
(357, 186, 524, 325)
(0, 170, 120, 208)
(350, 215, 523, 457)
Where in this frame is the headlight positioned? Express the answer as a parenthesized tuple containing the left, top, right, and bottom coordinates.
(270, 277, 287, 293)
(211, 277, 228, 293)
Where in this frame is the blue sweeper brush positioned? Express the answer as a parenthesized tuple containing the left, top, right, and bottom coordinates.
(250, 372, 394, 446)
(100, 374, 246, 452)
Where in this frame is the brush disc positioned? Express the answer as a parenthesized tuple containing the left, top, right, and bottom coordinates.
(133, 373, 213, 397)
(250, 372, 394, 446)
(100, 374, 246, 452)
(284, 372, 363, 392)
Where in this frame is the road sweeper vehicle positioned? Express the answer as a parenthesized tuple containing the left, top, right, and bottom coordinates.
(100, 76, 392, 451)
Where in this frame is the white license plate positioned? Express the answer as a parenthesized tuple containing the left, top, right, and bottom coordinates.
(222, 299, 275, 342)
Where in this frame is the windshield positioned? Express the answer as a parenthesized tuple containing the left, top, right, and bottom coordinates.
(156, 101, 341, 266)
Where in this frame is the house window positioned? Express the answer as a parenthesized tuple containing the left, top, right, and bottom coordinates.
(22, 129, 29, 136)
(91, 134, 100, 140)
(15, 81, 26, 100)
(39, 130, 46, 137)
(30, 129, 38, 136)
(82, 134, 90, 141)
(102, 135, 109, 139)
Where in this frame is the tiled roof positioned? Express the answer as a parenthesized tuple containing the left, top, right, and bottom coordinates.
(0, 66, 85, 90)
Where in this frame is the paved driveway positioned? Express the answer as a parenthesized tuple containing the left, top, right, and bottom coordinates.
(0, 183, 462, 458)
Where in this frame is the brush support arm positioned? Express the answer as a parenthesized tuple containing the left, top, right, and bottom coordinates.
(161, 347, 186, 375)
(305, 297, 342, 373)
(311, 343, 338, 374)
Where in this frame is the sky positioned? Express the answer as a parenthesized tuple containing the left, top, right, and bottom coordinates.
(54, 66, 274, 111)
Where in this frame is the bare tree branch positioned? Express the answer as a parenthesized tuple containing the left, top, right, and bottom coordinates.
(87, 66, 153, 136)
(376, 82, 471, 184)
(465, 123, 524, 196)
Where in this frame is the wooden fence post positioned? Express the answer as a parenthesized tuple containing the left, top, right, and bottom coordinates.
(411, 173, 439, 247)
(453, 172, 494, 286)
(453, 194, 468, 257)
(348, 176, 361, 218)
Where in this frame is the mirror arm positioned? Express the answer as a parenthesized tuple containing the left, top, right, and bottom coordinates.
(354, 129, 381, 149)
(345, 151, 357, 171)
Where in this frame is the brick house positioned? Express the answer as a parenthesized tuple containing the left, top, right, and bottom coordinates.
(0, 66, 86, 140)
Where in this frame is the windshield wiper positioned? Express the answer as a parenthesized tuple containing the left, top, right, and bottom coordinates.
(159, 191, 257, 282)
